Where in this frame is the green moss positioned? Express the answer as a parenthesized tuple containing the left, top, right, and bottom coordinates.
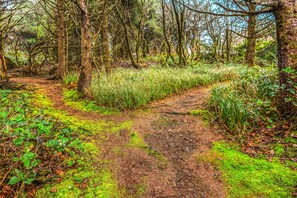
(36, 169, 122, 198)
(274, 144, 285, 156)
(83, 142, 100, 155)
(189, 109, 212, 125)
(204, 141, 297, 198)
(110, 121, 134, 133)
(36, 177, 82, 198)
(33, 91, 54, 108)
(63, 89, 118, 115)
(128, 132, 147, 148)
(128, 132, 168, 167)
(84, 170, 121, 198)
(31, 91, 125, 197)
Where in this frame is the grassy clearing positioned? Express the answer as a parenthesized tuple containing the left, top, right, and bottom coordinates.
(90, 64, 243, 110)
(210, 66, 278, 133)
(197, 141, 297, 198)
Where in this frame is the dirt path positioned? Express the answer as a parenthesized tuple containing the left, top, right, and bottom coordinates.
(10, 77, 226, 198)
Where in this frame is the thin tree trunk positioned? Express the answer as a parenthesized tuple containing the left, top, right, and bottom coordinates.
(77, 0, 93, 95)
(102, 13, 111, 74)
(225, 18, 231, 63)
(245, 4, 257, 67)
(162, 0, 175, 64)
(57, 0, 66, 79)
(116, 7, 140, 69)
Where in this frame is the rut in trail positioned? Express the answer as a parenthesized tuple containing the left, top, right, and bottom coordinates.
(11, 77, 226, 198)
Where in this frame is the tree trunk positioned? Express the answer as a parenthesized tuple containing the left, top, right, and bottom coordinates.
(57, 0, 66, 79)
(0, 36, 7, 80)
(274, 0, 297, 113)
(162, 0, 175, 64)
(77, 0, 92, 95)
(225, 19, 231, 63)
(116, 7, 140, 69)
(0, 51, 7, 80)
(102, 13, 111, 74)
(245, 4, 257, 67)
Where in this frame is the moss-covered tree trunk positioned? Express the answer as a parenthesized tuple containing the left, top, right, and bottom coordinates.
(274, 0, 297, 113)
(246, 4, 257, 67)
(77, 0, 92, 95)
(57, 0, 66, 79)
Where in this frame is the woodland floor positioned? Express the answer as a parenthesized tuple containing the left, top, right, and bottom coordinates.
(10, 77, 226, 198)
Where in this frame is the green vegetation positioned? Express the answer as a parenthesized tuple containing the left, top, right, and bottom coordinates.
(188, 109, 212, 125)
(128, 131, 168, 166)
(63, 72, 79, 85)
(31, 92, 125, 197)
(199, 141, 297, 198)
(63, 89, 118, 115)
(90, 64, 242, 110)
(0, 90, 82, 195)
(63, 64, 242, 110)
(210, 66, 279, 133)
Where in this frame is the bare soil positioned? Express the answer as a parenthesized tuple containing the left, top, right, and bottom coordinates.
(10, 77, 226, 198)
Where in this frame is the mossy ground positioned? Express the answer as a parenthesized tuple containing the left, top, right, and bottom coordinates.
(63, 89, 119, 115)
(188, 109, 212, 126)
(197, 141, 297, 198)
(30, 90, 130, 197)
(127, 131, 168, 167)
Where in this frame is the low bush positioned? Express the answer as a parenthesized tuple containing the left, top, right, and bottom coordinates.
(63, 72, 79, 85)
(210, 66, 279, 134)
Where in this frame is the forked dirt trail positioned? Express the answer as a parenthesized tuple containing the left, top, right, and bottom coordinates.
(125, 87, 226, 197)
(10, 77, 226, 198)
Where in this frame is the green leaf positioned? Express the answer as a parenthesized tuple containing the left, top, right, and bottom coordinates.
(13, 137, 24, 146)
(21, 152, 36, 168)
(8, 176, 20, 185)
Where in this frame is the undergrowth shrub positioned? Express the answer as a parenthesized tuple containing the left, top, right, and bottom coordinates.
(63, 72, 79, 85)
(210, 66, 279, 134)
(91, 64, 242, 110)
(0, 90, 82, 197)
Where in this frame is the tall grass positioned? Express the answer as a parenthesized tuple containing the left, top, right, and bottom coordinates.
(210, 66, 279, 134)
(91, 64, 243, 110)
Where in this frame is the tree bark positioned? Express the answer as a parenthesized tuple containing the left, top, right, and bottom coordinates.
(77, 0, 93, 95)
(245, 4, 257, 67)
(102, 13, 111, 74)
(57, 0, 66, 79)
(116, 7, 140, 69)
(0, 35, 7, 80)
(0, 51, 7, 80)
(162, 0, 175, 64)
(274, 0, 297, 112)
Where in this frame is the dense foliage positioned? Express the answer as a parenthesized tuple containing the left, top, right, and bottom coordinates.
(0, 90, 82, 197)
